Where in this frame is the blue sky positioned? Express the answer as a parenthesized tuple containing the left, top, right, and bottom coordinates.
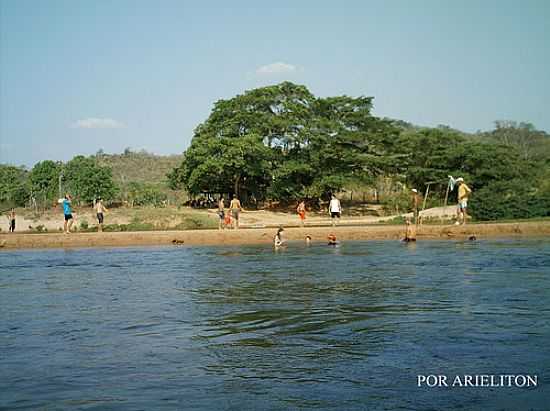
(1, 0, 549, 167)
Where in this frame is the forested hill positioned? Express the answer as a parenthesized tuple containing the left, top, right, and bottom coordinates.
(95, 150, 183, 185)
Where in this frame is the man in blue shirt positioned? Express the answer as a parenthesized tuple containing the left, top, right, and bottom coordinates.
(62, 194, 74, 234)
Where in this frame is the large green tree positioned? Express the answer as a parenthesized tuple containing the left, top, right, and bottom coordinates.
(170, 82, 315, 200)
(64, 156, 118, 203)
(29, 160, 63, 205)
(170, 82, 400, 202)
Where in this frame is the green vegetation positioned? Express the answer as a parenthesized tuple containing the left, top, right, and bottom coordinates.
(169, 82, 399, 203)
(96, 149, 182, 184)
(0, 150, 184, 210)
(126, 182, 168, 207)
(1, 83, 549, 223)
(29, 160, 62, 207)
(64, 156, 118, 204)
(169, 82, 550, 221)
(0, 164, 29, 207)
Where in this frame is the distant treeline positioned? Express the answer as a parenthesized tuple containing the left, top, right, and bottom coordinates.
(0, 150, 183, 210)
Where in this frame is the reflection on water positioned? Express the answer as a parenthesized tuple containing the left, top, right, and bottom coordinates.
(1, 240, 549, 410)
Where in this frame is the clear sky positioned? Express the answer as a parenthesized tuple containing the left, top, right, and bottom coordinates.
(1, 0, 549, 167)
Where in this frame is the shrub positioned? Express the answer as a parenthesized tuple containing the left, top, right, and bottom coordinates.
(470, 179, 550, 221)
(80, 219, 89, 230)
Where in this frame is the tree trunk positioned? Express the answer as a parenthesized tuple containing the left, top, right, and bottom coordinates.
(234, 174, 241, 198)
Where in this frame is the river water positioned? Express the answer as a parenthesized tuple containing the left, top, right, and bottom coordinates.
(1, 239, 549, 410)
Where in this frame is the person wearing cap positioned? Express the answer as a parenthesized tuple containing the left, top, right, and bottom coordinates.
(456, 178, 472, 225)
(411, 188, 421, 225)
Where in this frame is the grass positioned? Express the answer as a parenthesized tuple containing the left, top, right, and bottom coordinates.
(71, 206, 218, 232)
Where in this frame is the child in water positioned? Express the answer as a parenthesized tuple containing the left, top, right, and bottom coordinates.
(328, 233, 338, 245)
(403, 218, 416, 242)
(274, 227, 286, 247)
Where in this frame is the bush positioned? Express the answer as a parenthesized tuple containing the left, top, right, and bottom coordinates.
(469, 180, 550, 221)
(103, 221, 154, 232)
(126, 182, 168, 207)
(381, 191, 411, 216)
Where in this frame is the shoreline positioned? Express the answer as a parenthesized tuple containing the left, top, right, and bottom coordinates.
(1, 221, 549, 250)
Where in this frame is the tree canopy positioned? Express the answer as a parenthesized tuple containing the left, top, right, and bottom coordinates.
(0, 165, 29, 207)
(169, 82, 401, 202)
(169, 82, 549, 220)
(2, 83, 549, 222)
(29, 160, 63, 205)
(63, 156, 118, 203)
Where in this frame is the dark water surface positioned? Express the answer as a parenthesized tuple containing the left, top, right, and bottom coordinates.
(1, 239, 549, 410)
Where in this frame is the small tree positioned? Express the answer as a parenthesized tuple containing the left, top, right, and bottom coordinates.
(29, 160, 62, 207)
(0, 164, 30, 207)
(126, 182, 167, 207)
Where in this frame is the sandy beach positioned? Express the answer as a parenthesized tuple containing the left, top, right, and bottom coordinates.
(1, 221, 549, 250)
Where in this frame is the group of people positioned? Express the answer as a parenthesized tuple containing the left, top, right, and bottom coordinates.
(274, 227, 339, 248)
(295, 195, 343, 227)
(279, 177, 472, 245)
(3, 178, 472, 235)
(217, 194, 243, 230)
(57, 194, 108, 234)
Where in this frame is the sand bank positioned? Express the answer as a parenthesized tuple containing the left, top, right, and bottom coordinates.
(1, 221, 549, 250)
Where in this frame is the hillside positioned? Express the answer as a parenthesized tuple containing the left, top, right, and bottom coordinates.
(95, 150, 183, 185)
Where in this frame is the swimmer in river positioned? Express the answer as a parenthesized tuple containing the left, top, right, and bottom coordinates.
(305, 235, 312, 245)
(328, 233, 338, 246)
(274, 227, 286, 247)
(402, 218, 416, 242)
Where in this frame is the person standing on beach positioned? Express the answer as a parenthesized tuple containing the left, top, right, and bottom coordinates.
(455, 178, 472, 225)
(229, 194, 242, 229)
(95, 198, 108, 232)
(218, 196, 225, 230)
(411, 189, 421, 225)
(6, 209, 16, 233)
(329, 194, 342, 226)
(61, 194, 74, 234)
(297, 200, 306, 227)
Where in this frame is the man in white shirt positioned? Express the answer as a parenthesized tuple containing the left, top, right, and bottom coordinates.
(329, 194, 342, 226)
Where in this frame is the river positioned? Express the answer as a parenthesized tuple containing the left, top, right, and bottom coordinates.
(1, 239, 549, 410)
